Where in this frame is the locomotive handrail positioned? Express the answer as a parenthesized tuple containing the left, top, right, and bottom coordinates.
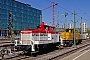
(30, 37, 36, 51)
(30, 37, 35, 45)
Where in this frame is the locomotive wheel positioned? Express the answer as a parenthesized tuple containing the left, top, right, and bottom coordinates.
(76, 41, 79, 45)
(68, 41, 73, 47)
(68, 44, 72, 47)
(23, 48, 31, 56)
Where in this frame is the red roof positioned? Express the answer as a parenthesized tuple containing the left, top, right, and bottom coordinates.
(21, 22, 58, 34)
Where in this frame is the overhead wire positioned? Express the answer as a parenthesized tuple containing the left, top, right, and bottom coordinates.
(66, 0, 90, 28)
(26, 0, 52, 22)
(21, 0, 90, 26)
(46, 0, 74, 26)
(66, 0, 81, 11)
(47, 0, 74, 26)
(66, 0, 90, 22)
(47, 0, 90, 23)
(46, 0, 90, 28)
(47, 0, 73, 14)
(47, 0, 89, 18)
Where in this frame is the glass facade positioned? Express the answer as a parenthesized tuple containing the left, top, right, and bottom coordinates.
(0, 0, 42, 36)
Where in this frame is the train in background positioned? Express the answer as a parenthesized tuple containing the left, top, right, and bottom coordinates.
(60, 28, 89, 47)
(15, 22, 60, 55)
(60, 29, 82, 47)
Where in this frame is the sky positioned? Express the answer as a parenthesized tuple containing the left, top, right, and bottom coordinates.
(18, 0, 90, 28)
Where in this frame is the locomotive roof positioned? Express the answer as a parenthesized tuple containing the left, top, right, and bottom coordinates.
(21, 22, 58, 34)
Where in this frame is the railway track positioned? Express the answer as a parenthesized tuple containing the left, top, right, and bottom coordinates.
(36, 42, 90, 60)
(0, 38, 15, 60)
(1, 39, 90, 60)
(0, 38, 14, 46)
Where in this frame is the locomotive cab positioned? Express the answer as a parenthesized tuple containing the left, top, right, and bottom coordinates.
(66, 29, 73, 33)
(15, 22, 59, 55)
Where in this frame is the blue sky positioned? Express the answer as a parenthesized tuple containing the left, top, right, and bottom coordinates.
(18, 0, 90, 28)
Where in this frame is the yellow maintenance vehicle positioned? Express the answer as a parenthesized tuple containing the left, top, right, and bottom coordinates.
(60, 29, 81, 46)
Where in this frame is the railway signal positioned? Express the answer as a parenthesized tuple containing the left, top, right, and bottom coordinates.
(8, 12, 13, 35)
